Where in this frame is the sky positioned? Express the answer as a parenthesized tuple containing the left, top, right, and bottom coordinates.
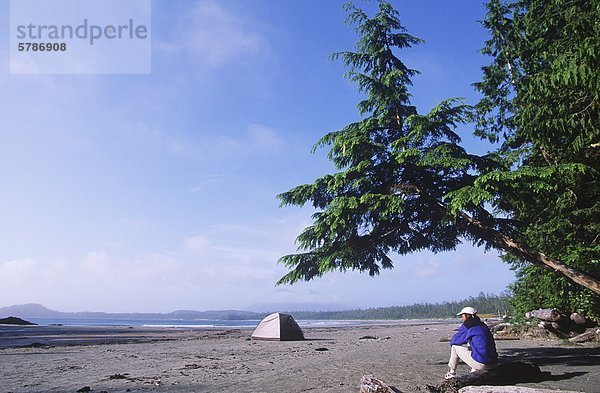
(0, 0, 516, 313)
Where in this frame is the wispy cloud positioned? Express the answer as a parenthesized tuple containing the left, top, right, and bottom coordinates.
(247, 124, 286, 153)
(160, 0, 270, 68)
(166, 123, 287, 160)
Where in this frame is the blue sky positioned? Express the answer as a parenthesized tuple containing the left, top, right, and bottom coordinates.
(0, 0, 515, 313)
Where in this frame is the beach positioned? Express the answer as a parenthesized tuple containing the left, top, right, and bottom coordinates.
(0, 322, 598, 392)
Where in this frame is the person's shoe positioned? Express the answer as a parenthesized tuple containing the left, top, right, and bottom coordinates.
(444, 371, 456, 379)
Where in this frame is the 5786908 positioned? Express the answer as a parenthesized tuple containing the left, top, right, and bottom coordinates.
(18, 42, 67, 51)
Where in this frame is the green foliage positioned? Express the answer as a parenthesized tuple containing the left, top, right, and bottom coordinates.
(277, 1, 490, 285)
(277, 0, 598, 320)
(473, 0, 600, 319)
(288, 292, 513, 320)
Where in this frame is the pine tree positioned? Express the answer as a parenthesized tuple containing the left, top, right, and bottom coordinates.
(471, 0, 599, 318)
(278, 1, 484, 283)
(277, 1, 600, 304)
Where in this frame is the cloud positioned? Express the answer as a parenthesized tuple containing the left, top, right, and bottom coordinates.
(183, 235, 212, 255)
(247, 124, 286, 153)
(0, 217, 513, 313)
(161, 0, 269, 68)
(0, 259, 40, 288)
(166, 123, 287, 160)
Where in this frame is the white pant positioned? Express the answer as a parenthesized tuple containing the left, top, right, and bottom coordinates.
(448, 345, 486, 372)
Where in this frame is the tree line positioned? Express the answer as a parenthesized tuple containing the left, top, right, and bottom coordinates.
(289, 293, 512, 320)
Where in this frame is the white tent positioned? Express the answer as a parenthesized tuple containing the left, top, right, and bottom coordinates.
(251, 312, 305, 341)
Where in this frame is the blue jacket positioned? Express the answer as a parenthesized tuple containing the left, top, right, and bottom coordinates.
(450, 316, 498, 364)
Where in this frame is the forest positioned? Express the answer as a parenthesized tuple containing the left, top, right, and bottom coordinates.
(289, 293, 512, 320)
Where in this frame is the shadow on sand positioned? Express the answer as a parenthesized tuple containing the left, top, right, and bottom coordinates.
(501, 345, 600, 367)
(425, 346, 599, 393)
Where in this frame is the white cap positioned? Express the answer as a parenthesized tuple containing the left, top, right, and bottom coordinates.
(457, 306, 477, 315)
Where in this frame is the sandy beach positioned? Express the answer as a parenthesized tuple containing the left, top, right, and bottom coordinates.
(0, 322, 598, 392)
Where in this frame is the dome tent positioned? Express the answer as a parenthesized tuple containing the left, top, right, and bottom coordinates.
(251, 312, 304, 341)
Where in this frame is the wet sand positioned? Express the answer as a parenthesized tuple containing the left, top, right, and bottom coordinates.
(0, 322, 598, 392)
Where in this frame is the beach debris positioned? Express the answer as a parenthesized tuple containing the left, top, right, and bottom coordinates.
(183, 363, 201, 369)
(458, 387, 585, 393)
(426, 361, 545, 393)
(109, 373, 128, 380)
(315, 347, 329, 351)
(17, 342, 49, 349)
(525, 308, 597, 342)
(569, 328, 600, 343)
(526, 308, 562, 322)
(359, 374, 395, 393)
(76, 387, 91, 393)
(359, 335, 379, 340)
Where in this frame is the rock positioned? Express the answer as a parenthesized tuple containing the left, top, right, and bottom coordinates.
(0, 316, 36, 325)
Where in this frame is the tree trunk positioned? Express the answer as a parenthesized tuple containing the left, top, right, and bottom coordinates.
(569, 328, 599, 343)
(525, 308, 562, 322)
(457, 212, 600, 295)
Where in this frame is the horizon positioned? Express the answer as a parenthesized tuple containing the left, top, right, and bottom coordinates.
(2, 291, 505, 315)
(1, 0, 515, 314)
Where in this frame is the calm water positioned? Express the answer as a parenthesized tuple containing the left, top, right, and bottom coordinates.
(22, 317, 440, 329)
(24, 317, 261, 329)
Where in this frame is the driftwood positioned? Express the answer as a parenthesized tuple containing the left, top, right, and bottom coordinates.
(526, 309, 562, 322)
(526, 308, 597, 341)
(459, 386, 584, 393)
(569, 328, 600, 343)
(360, 374, 395, 393)
(426, 361, 546, 393)
(570, 312, 588, 325)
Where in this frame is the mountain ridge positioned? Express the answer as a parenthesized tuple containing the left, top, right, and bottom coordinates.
(0, 303, 264, 320)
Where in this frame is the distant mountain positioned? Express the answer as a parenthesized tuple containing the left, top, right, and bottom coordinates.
(0, 303, 62, 318)
(0, 303, 264, 320)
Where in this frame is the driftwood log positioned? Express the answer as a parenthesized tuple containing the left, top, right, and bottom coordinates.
(425, 361, 546, 393)
(570, 312, 588, 325)
(569, 328, 600, 343)
(360, 374, 395, 393)
(525, 308, 597, 341)
(459, 386, 584, 393)
(526, 309, 562, 322)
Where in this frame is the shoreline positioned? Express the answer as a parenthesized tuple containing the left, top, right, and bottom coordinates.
(0, 318, 452, 349)
(1, 322, 597, 392)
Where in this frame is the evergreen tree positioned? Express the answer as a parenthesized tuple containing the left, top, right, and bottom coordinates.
(471, 0, 599, 318)
(277, 1, 599, 304)
(278, 1, 485, 283)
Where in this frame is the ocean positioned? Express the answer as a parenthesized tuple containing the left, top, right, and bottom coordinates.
(22, 317, 433, 329)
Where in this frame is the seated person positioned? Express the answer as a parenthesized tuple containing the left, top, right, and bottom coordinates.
(446, 306, 498, 379)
